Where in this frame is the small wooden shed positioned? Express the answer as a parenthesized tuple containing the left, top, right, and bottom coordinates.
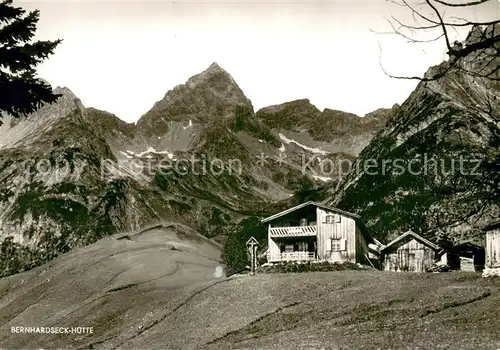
(381, 230, 442, 273)
(451, 243, 485, 272)
(482, 220, 500, 277)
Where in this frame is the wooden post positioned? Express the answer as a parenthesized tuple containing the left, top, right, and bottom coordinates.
(252, 244, 257, 275)
(246, 237, 259, 276)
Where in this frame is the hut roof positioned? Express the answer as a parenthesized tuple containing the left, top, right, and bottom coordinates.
(381, 230, 441, 253)
(483, 220, 500, 232)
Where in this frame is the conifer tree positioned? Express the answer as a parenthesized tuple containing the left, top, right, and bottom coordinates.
(221, 216, 267, 274)
(0, 0, 62, 125)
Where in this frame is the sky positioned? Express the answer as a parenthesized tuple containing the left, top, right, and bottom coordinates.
(16, 0, 500, 123)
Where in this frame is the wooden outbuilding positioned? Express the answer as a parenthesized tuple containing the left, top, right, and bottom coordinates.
(445, 242, 485, 272)
(482, 220, 500, 277)
(381, 230, 443, 272)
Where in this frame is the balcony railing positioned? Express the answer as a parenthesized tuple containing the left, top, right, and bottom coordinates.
(269, 225, 317, 237)
(268, 251, 316, 262)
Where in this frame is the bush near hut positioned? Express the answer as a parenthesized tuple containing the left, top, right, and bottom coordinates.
(221, 216, 267, 275)
(258, 261, 371, 274)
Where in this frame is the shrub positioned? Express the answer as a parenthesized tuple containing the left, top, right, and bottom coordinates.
(221, 216, 267, 275)
(259, 261, 367, 274)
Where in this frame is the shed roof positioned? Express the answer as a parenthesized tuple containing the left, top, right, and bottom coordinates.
(483, 220, 500, 232)
(381, 230, 441, 253)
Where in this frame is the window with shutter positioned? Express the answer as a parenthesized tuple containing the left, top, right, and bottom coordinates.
(325, 214, 341, 223)
(331, 239, 341, 251)
(331, 238, 347, 252)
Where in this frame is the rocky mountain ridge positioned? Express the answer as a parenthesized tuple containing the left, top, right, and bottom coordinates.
(256, 99, 399, 156)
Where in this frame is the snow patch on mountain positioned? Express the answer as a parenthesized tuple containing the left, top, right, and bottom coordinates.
(126, 147, 175, 160)
(311, 175, 333, 182)
(278, 133, 328, 155)
(120, 151, 134, 159)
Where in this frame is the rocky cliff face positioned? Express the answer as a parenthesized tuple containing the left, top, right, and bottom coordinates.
(0, 62, 388, 276)
(328, 25, 500, 247)
(0, 94, 161, 262)
(256, 99, 397, 156)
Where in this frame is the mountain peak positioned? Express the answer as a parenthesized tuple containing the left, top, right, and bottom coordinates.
(193, 62, 228, 79)
(136, 61, 252, 137)
(184, 62, 234, 89)
(54, 86, 78, 100)
(206, 62, 223, 72)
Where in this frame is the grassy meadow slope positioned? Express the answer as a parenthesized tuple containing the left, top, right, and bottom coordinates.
(0, 226, 499, 350)
(0, 223, 222, 348)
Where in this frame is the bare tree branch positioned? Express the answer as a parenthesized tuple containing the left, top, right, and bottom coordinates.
(377, 40, 460, 81)
(403, 0, 500, 27)
(377, 0, 500, 81)
(370, 17, 445, 43)
(434, 0, 490, 7)
(425, 0, 453, 51)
